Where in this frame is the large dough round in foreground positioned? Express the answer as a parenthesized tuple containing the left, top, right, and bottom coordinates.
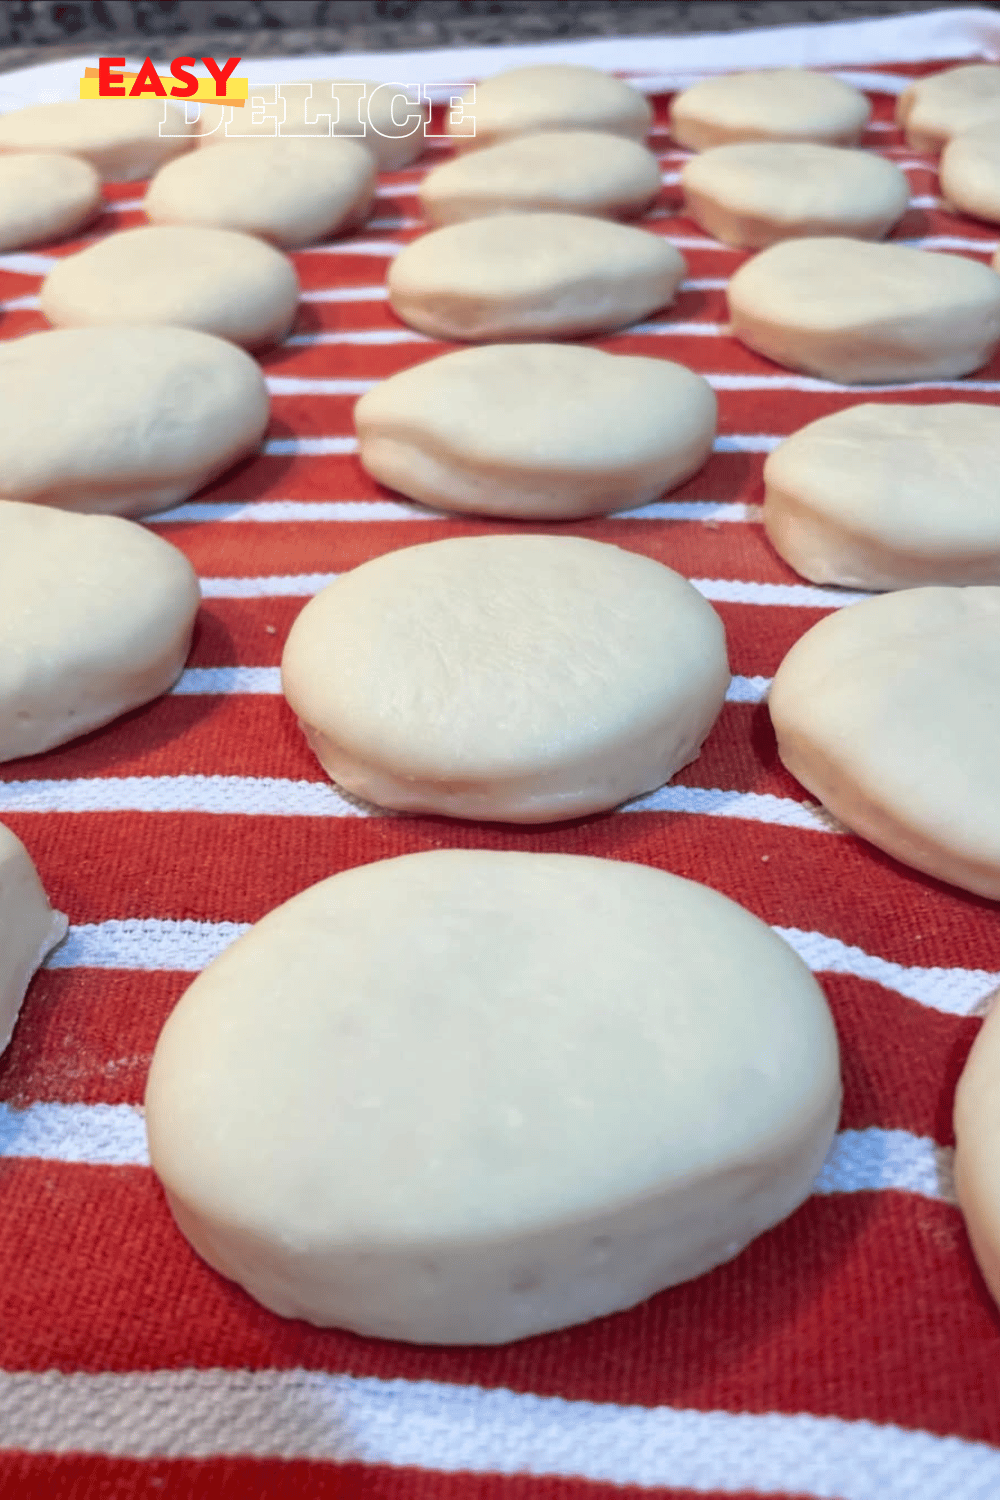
(954, 997, 1000, 1310)
(0, 98, 194, 182)
(281, 534, 730, 822)
(768, 587, 1000, 898)
(446, 64, 652, 152)
(670, 70, 870, 153)
(681, 142, 909, 249)
(387, 213, 686, 341)
(39, 225, 299, 350)
(145, 848, 841, 1345)
(727, 237, 1000, 383)
(0, 152, 101, 251)
(354, 344, 717, 519)
(0, 823, 67, 1057)
(896, 65, 1000, 153)
(0, 499, 200, 762)
(763, 403, 1000, 590)
(941, 123, 1000, 225)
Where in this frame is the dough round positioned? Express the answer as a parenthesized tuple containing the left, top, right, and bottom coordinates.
(670, 69, 870, 153)
(896, 64, 1000, 153)
(0, 326, 270, 518)
(354, 344, 717, 519)
(419, 130, 661, 226)
(681, 142, 909, 249)
(39, 225, 300, 351)
(0, 152, 101, 252)
(0, 498, 200, 762)
(145, 136, 375, 248)
(0, 98, 194, 182)
(763, 403, 1000, 590)
(0, 823, 67, 1057)
(446, 64, 652, 152)
(954, 997, 1000, 1312)
(768, 586, 1000, 898)
(387, 212, 686, 341)
(282, 534, 730, 822)
(941, 123, 1000, 225)
(727, 236, 1000, 383)
(144, 848, 841, 1345)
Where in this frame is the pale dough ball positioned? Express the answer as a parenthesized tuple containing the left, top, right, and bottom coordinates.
(145, 848, 841, 1345)
(941, 123, 1000, 225)
(0, 823, 67, 1057)
(763, 403, 1000, 590)
(681, 142, 909, 249)
(419, 130, 661, 226)
(727, 236, 1000, 383)
(0, 152, 101, 252)
(0, 98, 194, 182)
(354, 344, 717, 519)
(0, 326, 270, 518)
(0, 499, 200, 762)
(446, 64, 652, 152)
(769, 586, 1000, 898)
(954, 997, 1000, 1312)
(670, 69, 870, 153)
(896, 64, 1000, 153)
(145, 136, 375, 248)
(281, 534, 730, 823)
(387, 212, 686, 341)
(39, 225, 299, 351)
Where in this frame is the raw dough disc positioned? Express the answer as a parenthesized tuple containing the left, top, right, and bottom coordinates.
(681, 142, 909, 249)
(39, 225, 300, 350)
(670, 70, 870, 153)
(763, 403, 1000, 590)
(0, 498, 201, 762)
(727, 236, 1000, 383)
(0, 823, 67, 1056)
(419, 130, 661, 225)
(0, 326, 270, 517)
(354, 344, 717, 519)
(954, 996, 1000, 1311)
(387, 212, 686, 341)
(0, 152, 101, 252)
(446, 64, 652, 152)
(896, 65, 1000, 153)
(144, 847, 842, 1345)
(0, 98, 194, 182)
(941, 123, 1000, 224)
(281, 533, 730, 822)
(768, 586, 1000, 898)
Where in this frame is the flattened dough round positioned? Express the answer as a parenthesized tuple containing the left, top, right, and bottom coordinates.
(0, 326, 270, 517)
(387, 212, 686, 341)
(419, 130, 661, 225)
(354, 344, 717, 518)
(768, 586, 1000, 897)
(446, 64, 652, 151)
(670, 70, 870, 153)
(0, 152, 101, 251)
(0, 98, 194, 182)
(145, 848, 841, 1344)
(281, 534, 730, 822)
(954, 997, 1000, 1311)
(39, 225, 299, 350)
(727, 236, 1000, 383)
(897, 65, 1000, 153)
(681, 142, 909, 249)
(0, 823, 67, 1056)
(145, 137, 375, 248)
(941, 123, 1000, 225)
(763, 403, 1000, 589)
(0, 499, 200, 762)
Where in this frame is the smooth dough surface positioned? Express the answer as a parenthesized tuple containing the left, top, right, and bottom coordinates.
(146, 137, 375, 248)
(145, 848, 841, 1344)
(727, 236, 1000, 383)
(39, 225, 300, 350)
(896, 65, 1000, 152)
(355, 344, 717, 518)
(281, 534, 730, 822)
(0, 499, 200, 761)
(419, 130, 661, 225)
(0, 98, 194, 181)
(670, 69, 870, 152)
(446, 64, 652, 151)
(681, 142, 909, 249)
(0, 823, 67, 1056)
(941, 123, 1000, 224)
(954, 996, 1000, 1311)
(387, 212, 686, 341)
(0, 326, 270, 517)
(763, 403, 1000, 589)
(768, 586, 1000, 898)
(0, 152, 101, 251)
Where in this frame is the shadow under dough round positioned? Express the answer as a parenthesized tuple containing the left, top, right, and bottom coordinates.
(0, 823, 67, 1058)
(0, 152, 101, 252)
(670, 69, 870, 152)
(445, 64, 652, 152)
(896, 64, 1000, 152)
(954, 998, 1000, 1315)
(0, 98, 194, 182)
